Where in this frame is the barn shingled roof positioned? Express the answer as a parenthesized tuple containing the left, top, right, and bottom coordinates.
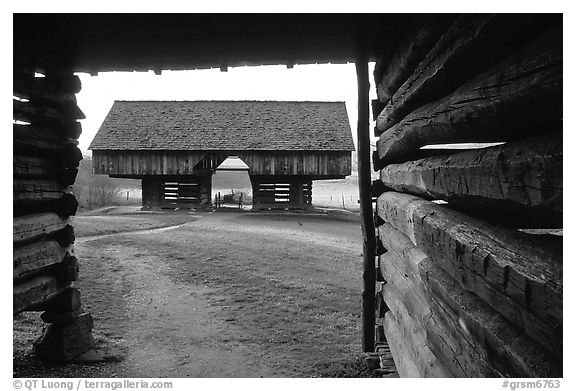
(89, 100, 355, 152)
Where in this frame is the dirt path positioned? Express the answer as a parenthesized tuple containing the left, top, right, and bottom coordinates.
(15, 211, 373, 378)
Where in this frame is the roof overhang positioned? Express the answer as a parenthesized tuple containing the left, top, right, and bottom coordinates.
(14, 14, 417, 73)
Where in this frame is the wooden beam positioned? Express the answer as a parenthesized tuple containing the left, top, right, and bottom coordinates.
(420, 257, 561, 377)
(13, 123, 82, 143)
(376, 192, 562, 357)
(375, 14, 456, 105)
(13, 99, 85, 125)
(13, 274, 69, 314)
(13, 212, 69, 244)
(376, 25, 562, 165)
(379, 259, 453, 377)
(13, 155, 79, 185)
(13, 193, 78, 218)
(378, 231, 483, 377)
(13, 180, 68, 204)
(356, 52, 376, 352)
(379, 135, 562, 228)
(14, 239, 68, 282)
(376, 15, 559, 134)
(378, 223, 560, 377)
(382, 311, 421, 377)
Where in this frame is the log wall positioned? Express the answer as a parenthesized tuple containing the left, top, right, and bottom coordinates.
(251, 176, 312, 211)
(13, 64, 85, 315)
(371, 14, 562, 377)
(141, 175, 212, 209)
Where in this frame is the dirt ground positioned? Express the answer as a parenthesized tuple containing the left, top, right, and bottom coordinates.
(14, 207, 379, 378)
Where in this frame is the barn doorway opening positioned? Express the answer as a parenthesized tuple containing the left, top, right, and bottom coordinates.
(211, 156, 252, 210)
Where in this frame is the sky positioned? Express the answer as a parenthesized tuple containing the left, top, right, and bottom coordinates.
(74, 62, 378, 156)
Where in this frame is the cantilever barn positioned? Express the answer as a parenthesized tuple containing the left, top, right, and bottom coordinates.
(14, 14, 562, 377)
(89, 100, 354, 210)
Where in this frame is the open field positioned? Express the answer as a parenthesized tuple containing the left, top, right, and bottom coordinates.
(14, 208, 382, 378)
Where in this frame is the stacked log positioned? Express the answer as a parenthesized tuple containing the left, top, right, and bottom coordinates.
(13, 62, 96, 361)
(371, 15, 562, 377)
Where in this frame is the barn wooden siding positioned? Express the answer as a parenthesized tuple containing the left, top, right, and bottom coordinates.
(93, 150, 351, 179)
(371, 15, 562, 377)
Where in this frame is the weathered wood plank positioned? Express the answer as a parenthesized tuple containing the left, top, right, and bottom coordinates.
(376, 15, 559, 133)
(13, 180, 68, 203)
(13, 123, 68, 153)
(14, 239, 68, 281)
(93, 151, 206, 176)
(378, 223, 555, 377)
(13, 155, 79, 185)
(373, 147, 481, 171)
(13, 99, 85, 124)
(379, 251, 466, 377)
(420, 258, 561, 377)
(376, 25, 562, 165)
(379, 135, 562, 228)
(13, 193, 78, 218)
(376, 192, 562, 356)
(382, 311, 422, 378)
(13, 212, 69, 244)
(379, 226, 492, 376)
(13, 274, 68, 314)
(375, 14, 456, 105)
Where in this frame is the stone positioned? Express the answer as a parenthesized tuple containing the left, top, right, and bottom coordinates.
(366, 355, 381, 370)
(34, 312, 95, 362)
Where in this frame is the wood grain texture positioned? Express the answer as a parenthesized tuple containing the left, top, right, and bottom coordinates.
(420, 258, 561, 377)
(379, 135, 562, 228)
(376, 192, 562, 357)
(93, 150, 207, 176)
(13, 275, 68, 314)
(13, 212, 69, 244)
(239, 152, 351, 178)
(375, 14, 456, 105)
(14, 155, 79, 185)
(379, 250, 467, 377)
(376, 25, 562, 165)
(13, 98, 85, 125)
(13, 180, 68, 203)
(14, 239, 68, 281)
(378, 223, 561, 377)
(94, 150, 351, 179)
(379, 261, 452, 378)
(376, 15, 559, 133)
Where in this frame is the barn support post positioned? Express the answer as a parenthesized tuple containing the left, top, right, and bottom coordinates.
(356, 51, 376, 352)
(141, 177, 163, 210)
